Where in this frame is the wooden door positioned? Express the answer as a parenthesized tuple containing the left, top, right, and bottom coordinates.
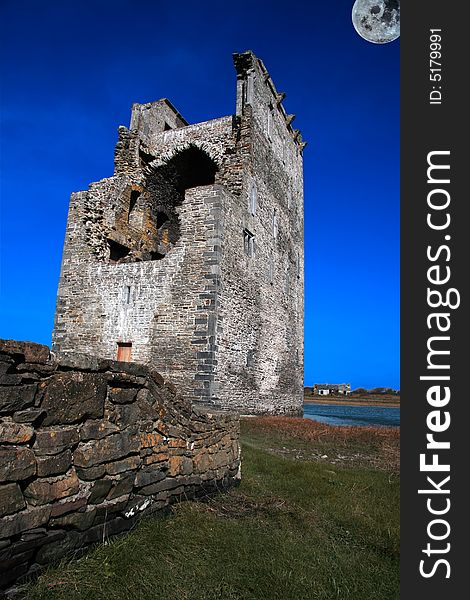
(117, 342, 132, 362)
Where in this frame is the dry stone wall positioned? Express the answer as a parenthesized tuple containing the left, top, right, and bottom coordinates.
(0, 339, 240, 590)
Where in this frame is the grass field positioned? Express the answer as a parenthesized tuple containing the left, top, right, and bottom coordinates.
(19, 418, 400, 600)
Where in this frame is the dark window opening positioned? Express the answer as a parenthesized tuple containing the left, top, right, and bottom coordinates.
(164, 146, 217, 193)
(139, 147, 155, 166)
(156, 211, 169, 229)
(150, 251, 165, 260)
(128, 190, 140, 220)
(125, 285, 132, 304)
(108, 239, 130, 263)
(163, 122, 172, 131)
(117, 342, 132, 362)
(267, 103, 274, 140)
(243, 229, 255, 257)
(246, 350, 255, 368)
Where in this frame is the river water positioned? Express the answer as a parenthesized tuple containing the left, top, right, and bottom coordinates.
(303, 403, 400, 428)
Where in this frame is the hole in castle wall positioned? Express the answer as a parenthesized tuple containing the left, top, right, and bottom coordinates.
(105, 145, 218, 265)
(108, 239, 131, 263)
(156, 211, 169, 229)
(139, 147, 155, 167)
(128, 190, 140, 219)
(163, 146, 217, 192)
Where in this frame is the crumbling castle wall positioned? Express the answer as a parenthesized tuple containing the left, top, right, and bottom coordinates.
(52, 51, 305, 416)
(0, 339, 240, 590)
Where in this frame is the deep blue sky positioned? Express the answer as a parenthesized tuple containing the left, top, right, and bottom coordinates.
(0, 0, 399, 390)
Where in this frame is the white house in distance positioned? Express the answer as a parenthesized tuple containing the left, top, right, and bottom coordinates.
(313, 383, 351, 396)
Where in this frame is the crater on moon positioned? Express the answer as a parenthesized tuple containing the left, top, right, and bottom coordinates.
(352, 0, 400, 44)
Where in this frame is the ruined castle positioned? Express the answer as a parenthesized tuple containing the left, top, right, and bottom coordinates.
(52, 51, 305, 416)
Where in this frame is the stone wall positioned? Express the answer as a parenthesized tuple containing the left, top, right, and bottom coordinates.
(0, 340, 240, 590)
(216, 52, 305, 414)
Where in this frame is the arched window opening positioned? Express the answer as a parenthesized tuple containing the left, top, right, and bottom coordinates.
(163, 146, 217, 193)
(106, 145, 218, 265)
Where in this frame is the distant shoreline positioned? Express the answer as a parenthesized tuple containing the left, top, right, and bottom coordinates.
(304, 396, 400, 408)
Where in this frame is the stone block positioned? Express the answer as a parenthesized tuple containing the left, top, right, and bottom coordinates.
(12, 408, 46, 424)
(0, 384, 37, 414)
(75, 464, 106, 481)
(56, 352, 104, 371)
(168, 438, 186, 448)
(74, 432, 139, 468)
(40, 372, 107, 425)
(139, 432, 164, 449)
(139, 476, 185, 496)
(109, 403, 139, 428)
(33, 426, 79, 456)
(36, 449, 72, 477)
(0, 446, 36, 482)
(193, 450, 211, 472)
(9, 530, 65, 557)
(51, 506, 96, 531)
(16, 361, 56, 375)
(88, 480, 113, 504)
(107, 473, 135, 500)
(107, 361, 148, 377)
(0, 340, 50, 364)
(24, 470, 80, 506)
(0, 422, 34, 444)
(108, 386, 138, 404)
(143, 451, 169, 466)
(93, 497, 129, 522)
(168, 455, 193, 476)
(80, 517, 132, 546)
(50, 496, 87, 517)
(35, 530, 80, 565)
(0, 374, 23, 385)
(0, 483, 25, 517)
(134, 467, 166, 488)
(105, 455, 140, 475)
(0, 505, 51, 539)
(79, 419, 120, 441)
(147, 369, 165, 387)
(0, 355, 14, 375)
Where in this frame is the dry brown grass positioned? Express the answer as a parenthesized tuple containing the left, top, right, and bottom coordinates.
(241, 417, 400, 473)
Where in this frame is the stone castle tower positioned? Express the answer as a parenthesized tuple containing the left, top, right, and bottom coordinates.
(53, 51, 305, 415)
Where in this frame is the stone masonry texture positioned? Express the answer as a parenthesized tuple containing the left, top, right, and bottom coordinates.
(52, 51, 305, 416)
(0, 340, 240, 590)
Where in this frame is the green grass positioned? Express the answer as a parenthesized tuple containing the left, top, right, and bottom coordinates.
(19, 419, 399, 600)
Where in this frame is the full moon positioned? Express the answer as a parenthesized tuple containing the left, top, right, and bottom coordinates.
(352, 0, 400, 44)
